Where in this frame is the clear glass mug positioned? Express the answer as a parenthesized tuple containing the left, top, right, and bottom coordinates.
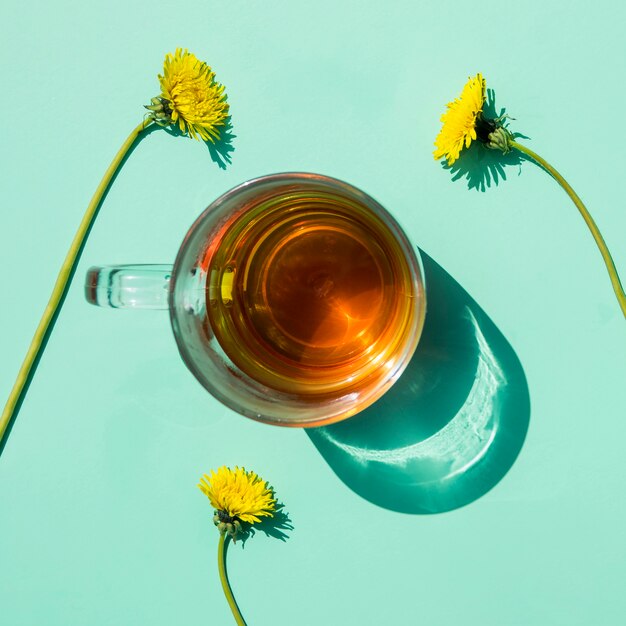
(85, 173, 426, 427)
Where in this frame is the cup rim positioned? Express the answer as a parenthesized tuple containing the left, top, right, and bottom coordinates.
(169, 172, 426, 427)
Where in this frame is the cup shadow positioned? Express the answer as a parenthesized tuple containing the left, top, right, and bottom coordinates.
(306, 250, 530, 514)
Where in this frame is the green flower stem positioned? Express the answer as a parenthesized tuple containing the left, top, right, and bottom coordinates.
(217, 533, 246, 626)
(0, 118, 155, 448)
(511, 139, 626, 318)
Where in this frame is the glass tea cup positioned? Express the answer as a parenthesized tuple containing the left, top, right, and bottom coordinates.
(85, 173, 426, 427)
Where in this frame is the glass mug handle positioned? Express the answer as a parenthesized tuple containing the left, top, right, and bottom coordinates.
(85, 265, 172, 309)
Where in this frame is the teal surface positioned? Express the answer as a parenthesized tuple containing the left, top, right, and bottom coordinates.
(1, 2, 625, 624)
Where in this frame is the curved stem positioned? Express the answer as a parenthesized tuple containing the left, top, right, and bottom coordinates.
(0, 118, 155, 449)
(511, 139, 626, 318)
(217, 533, 246, 626)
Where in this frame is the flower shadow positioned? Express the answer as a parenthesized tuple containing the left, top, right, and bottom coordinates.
(237, 503, 294, 549)
(443, 89, 530, 192)
(306, 250, 530, 514)
(162, 116, 236, 170)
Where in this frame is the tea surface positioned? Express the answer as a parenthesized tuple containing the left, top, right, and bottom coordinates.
(206, 190, 416, 395)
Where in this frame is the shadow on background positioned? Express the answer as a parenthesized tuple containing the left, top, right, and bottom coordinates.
(442, 89, 530, 191)
(307, 251, 530, 514)
(237, 503, 294, 548)
(163, 115, 236, 169)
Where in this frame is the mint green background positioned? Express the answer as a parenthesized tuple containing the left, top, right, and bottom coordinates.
(1, 1, 625, 624)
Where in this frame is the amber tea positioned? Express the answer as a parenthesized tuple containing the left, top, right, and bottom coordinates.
(204, 188, 418, 399)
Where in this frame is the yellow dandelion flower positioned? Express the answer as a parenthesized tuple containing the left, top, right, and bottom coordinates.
(433, 75, 626, 318)
(201, 467, 279, 624)
(434, 73, 486, 165)
(147, 48, 229, 142)
(198, 466, 276, 527)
